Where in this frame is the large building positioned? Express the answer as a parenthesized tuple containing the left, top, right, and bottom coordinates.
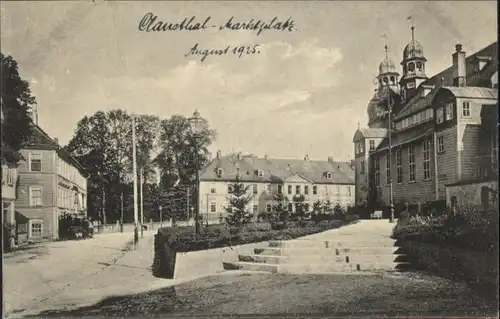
(353, 26, 498, 214)
(15, 121, 88, 241)
(199, 151, 355, 222)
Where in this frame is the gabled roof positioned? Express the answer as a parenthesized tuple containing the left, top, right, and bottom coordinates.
(394, 42, 498, 120)
(353, 128, 388, 142)
(22, 122, 88, 176)
(200, 154, 355, 185)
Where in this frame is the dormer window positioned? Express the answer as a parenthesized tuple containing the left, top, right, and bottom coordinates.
(216, 168, 224, 176)
(326, 172, 333, 179)
(257, 170, 264, 177)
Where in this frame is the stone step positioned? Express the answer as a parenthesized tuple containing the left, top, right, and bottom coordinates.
(279, 262, 360, 274)
(254, 246, 400, 256)
(268, 239, 398, 249)
(239, 254, 346, 264)
(223, 261, 278, 273)
(353, 262, 413, 271)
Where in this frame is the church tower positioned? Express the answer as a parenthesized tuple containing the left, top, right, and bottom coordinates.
(399, 25, 428, 102)
(367, 44, 400, 128)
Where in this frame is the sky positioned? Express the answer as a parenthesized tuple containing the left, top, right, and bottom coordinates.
(1, 1, 497, 162)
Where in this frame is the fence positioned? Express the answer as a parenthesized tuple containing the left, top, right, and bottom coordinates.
(93, 218, 222, 235)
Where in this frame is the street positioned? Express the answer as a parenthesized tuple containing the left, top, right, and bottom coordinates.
(3, 231, 155, 318)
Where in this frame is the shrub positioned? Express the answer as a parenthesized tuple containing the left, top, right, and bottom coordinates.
(392, 205, 498, 252)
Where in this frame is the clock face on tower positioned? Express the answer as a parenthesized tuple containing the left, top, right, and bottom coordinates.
(407, 82, 415, 89)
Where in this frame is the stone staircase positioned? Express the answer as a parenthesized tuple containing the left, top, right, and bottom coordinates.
(223, 236, 410, 274)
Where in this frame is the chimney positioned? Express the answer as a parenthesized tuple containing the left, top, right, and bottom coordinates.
(237, 152, 243, 160)
(216, 150, 222, 159)
(328, 156, 334, 162)
(264, 154, 269, 160)
(304, 154, 309, 161)
(452, 44, 466, 87)
(54, 138, 59, 145)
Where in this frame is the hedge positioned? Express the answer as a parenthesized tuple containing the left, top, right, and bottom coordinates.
(392, 207, 498, 253)
(152, 218, 359, 278)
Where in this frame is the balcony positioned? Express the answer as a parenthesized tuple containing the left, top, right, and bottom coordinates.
(1, 166, 18, 200)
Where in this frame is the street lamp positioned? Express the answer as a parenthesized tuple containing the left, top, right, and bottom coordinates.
(188, 109, 203, 239)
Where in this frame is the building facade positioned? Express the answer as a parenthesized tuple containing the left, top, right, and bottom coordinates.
(15, 123, 88, 241)
(353, 26, 498, 214)
(199, 151, 355, 222)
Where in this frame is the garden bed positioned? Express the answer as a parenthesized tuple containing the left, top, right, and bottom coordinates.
(152, 219, 358, 278)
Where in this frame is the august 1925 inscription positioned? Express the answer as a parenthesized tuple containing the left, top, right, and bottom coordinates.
(138, 13, 297, 62)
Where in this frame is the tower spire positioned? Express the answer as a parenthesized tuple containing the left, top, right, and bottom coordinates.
(407, 15, 415, 40)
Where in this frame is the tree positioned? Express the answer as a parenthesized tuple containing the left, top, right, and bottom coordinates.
(292, 194, 310, 221)
(224, 176, 254, 230)
(333, 203, 346, 219)
(271, 193, 290, 223)
(323, 200, 333, 214)
(312, 200, 323, 214)
(1, 53, 35, 152)
(156, 114, 217, 185)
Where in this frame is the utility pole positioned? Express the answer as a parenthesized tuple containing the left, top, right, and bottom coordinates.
(132, 116, 139, 246)
(388, 87, 395, 223)
(140, 167, 144, 238)
(120, 192, 124, 233)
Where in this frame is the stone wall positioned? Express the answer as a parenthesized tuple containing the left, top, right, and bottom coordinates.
(445, 180, 497, 208)
(402, 240, 498, 296)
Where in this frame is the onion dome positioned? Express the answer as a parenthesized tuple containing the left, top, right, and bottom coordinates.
(403, 26, 425, 60)
(379, 57, 397, 74)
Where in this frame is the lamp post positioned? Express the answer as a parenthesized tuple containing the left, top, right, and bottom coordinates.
(188, 109, 202, 239)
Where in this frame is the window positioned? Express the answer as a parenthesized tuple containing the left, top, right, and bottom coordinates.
(374, 157, 380, 187)
(313, 185, 317, 195)
(253, 205, 258, 214)
(325, 186, 328, 195)
(416, 61, 423, 71)
(360, 160, 365, 174)
(326, 172, 332, 179)
(288, 203, 293, 212)
(287, 185, 292, 194)
(408, 146, 416, 182)
(304, 185, 309, 195)
(228, 185, 233, 194)
(30, 186, 43, 207)
(236, 168, 240, 176)
(277, 185, 282, 194)
(386, 153, 391, 184)
(396, 148, 403, 183)
(253, 184, 258, 194)
(336, 186, 340, 196)
(295, 185, 301, 194)
(445, 103, 454, 120)
(426, 109, 433, 119)
(210, 184, 216, 194)
(217, 168, 223, 176)
(266, 184, 271, 194)
(29, 220, 43, 238)
(348, 186, 352, 196)
(210, 201, 217, 213)
(369, 140, 375, 151)
(462, 101, 471, 117)
(408, 62, 415, 72)
(438, 136, 445, 153)
(436, 107, 444, 124)
(423, 140, 431, 180)
(30, 153, 42, 172)
(266, 204, 272, 212)
(258, 170, 264, 177)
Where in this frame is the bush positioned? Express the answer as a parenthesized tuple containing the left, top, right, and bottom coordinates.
(392, 206, 498, 252)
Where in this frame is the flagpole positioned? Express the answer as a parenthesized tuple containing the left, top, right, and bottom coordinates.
(132, 116, 139, 247)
